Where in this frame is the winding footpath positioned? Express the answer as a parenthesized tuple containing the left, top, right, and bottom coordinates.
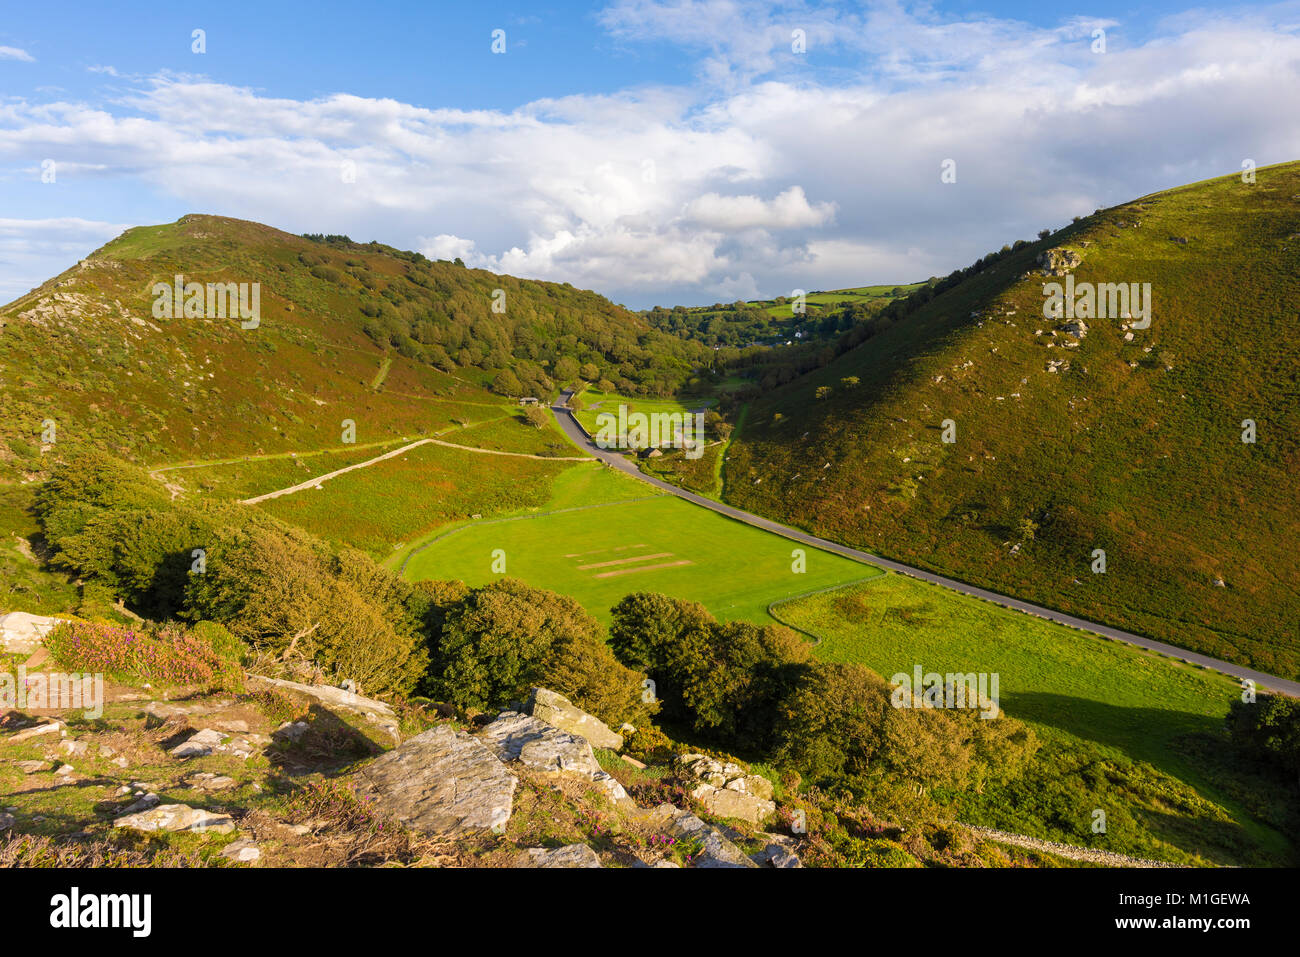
(551, 391, 1300, 698)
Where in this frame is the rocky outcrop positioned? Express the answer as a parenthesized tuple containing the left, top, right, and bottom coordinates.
(169, 728, 228, 758)
(0, 612, 69, 654)
(751, 833, 803, 868)
(356, 724, 517, 836)
(246, 674, 399, 743)
(517, 844, 603, 868)
(644, 803, 758, 868)
(1037, 247, 1082, 276)
(527, 687, 623, 750)
(678, 754, 775, 826)
(477, 712, 628, 803)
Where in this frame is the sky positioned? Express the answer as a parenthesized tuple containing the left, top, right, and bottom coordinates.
(1, 0, 1298, 308)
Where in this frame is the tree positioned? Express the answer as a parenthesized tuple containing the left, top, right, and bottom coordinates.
(431, 579, 652, 725)
(185, 523, 427, 695)
(491, 369, 523, 396)
(816, 386, 833, 400)
(522, 405, 549, 429)
(774, 663, 891, 788)
(609, 592, 810, 748)
(1228, 695, 1300, 783)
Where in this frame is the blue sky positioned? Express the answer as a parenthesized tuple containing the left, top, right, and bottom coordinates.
(2, 0, 1298, 306)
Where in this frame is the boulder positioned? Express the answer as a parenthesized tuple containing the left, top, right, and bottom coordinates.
(517, 844, 603, 868)
(527, 687, 623, 750)
(678, 754, 776, 825)
(478, 712, 627, 802)
(693, 786, 775, 826)
(220, 840, 261, 863)
(0, 612, 69, 654)
(247, 674, 399, 743)
(356, 724, 517, 837)
(3, 720, 62, 744)
(113, 803, 235, 835)
(169, 728, 227, 758)
(1037, 247, 1082, 276)
(644, 803, 757, 868)
(751, 834, 803, 868)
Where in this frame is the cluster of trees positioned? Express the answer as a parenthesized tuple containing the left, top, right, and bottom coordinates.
(34, 451, 654, 720)
(296, 236, 712, 398)
(37, 449, 1046, 796)
(1227, 695, 1300, 784)
(608, 593, 1039, 795)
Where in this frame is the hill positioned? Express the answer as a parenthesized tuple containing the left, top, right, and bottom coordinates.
(721, 163, 1300, 679)
(0, 215, 709, 474)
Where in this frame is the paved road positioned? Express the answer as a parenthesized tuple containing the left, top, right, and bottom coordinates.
(552, 391, 1300, 697)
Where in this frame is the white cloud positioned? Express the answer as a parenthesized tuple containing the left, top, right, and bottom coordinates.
(0, 46, 34, 62)
(418, 234, 477, 262)
(1, 4, 1299, 307)
(684, 186, 835, 230)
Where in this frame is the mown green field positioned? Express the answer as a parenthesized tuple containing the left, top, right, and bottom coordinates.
(402, 463, 880, 625)
(573, 388, 714, 440)
(774, 575, 1296, 866)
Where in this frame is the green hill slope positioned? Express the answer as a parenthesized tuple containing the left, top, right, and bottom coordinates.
(0, 214, 706, 472)
(722, 163, 1300, 679)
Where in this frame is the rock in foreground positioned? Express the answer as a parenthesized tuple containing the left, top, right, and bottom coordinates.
(356, 724, 517, 836)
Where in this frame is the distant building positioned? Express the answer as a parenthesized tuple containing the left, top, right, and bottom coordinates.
(518, 397, 539, 406)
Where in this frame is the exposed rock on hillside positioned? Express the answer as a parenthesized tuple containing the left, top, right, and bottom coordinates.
(678, 753, 775, 825)
(356, 725, 518, 836)
(478, 712, 628, 803)
(517, 844, 603, 868)
(643, 803, 758, 868)
(0, 612, 68, 654)
(527, 687, 623, 750)
(1037, 247, 1082, 276)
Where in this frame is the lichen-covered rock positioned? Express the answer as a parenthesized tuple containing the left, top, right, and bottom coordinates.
(644, 803, 758, 868)
(113, 803, 235, 834)
(527, 687, 623, 750)
(478, 712, 628, 803)
(517, 844, 603, 868)
(356, 724, 517, 837)
(1037, 247, 1082, 276)
(678, 754, 776, 825)
(0, 612, 69, 654)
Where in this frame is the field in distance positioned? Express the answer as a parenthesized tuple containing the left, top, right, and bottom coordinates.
(402, 462, 879, 625)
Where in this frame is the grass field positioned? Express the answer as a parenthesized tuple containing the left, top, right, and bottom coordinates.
(573, 388, 715, 440)
(253, 441, 574, 560)
(402, 462, 880, 624)
(774, 575, 1296, 866)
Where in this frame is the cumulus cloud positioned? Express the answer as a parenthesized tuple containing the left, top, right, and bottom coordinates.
(1, 3, 1299, 307)
(684, 186, 835, 230)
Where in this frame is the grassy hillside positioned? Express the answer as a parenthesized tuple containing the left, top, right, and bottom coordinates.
(774, 577, 1296, 866)
(0, 214, 706, 475)
(722, 163, 1300, 679)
